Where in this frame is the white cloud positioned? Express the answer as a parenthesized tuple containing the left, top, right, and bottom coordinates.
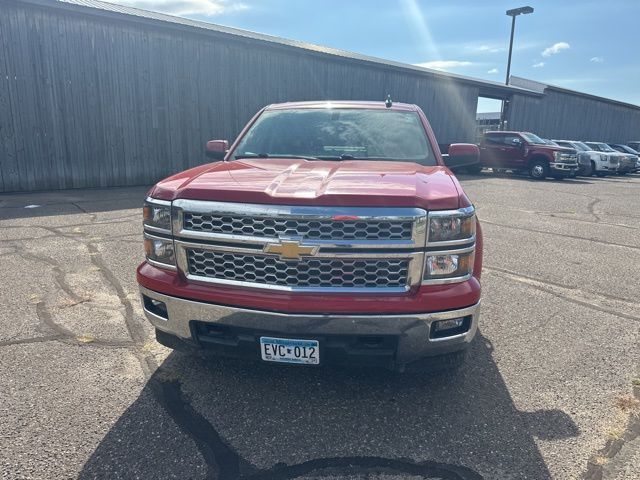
(590, 56, 604, 63)
(114, 0, 248, 16)
(472, 44, 505, 54)
(541, 42, 570, 57)
(414, 60, 473, 71)
(532, 62, 545, 68)
(487, 68, 499, 74)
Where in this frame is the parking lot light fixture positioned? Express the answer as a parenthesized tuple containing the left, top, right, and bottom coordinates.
(505, 6, 534, 85)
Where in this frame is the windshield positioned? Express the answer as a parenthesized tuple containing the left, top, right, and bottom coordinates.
(232, 108, 435, 164)
(617, 145, 638, 154)
(520, 132, 546, 145)
(572, 142, 590, 151)
(590, 142, 616, 152)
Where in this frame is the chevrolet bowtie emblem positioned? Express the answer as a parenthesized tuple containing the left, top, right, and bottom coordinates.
(263, 240, 319, 259)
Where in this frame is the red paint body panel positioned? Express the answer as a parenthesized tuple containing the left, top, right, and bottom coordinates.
(137, 262, 481, 314)
(149, 160, 463, 210)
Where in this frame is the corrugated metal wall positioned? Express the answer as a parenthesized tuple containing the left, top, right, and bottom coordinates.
(507, 89, 640, 142)
(0, 0, 480, 192)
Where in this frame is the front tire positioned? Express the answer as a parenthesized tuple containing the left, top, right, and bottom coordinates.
(529, 159, 549, 180)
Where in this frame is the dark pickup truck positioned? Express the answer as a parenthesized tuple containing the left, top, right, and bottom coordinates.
(478, 131, 578, 179)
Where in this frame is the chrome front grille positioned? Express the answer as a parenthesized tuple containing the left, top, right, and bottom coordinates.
(187, 249, 409, 289)
(183, 213, 413, 241)
(172, 200, 427, 292)
(558, 153, 578, 164)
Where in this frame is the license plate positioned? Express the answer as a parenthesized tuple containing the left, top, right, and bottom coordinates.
(260, 337, 319, 365)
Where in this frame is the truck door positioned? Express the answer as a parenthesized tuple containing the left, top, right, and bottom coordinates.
(479, 133, 504, 167)
(499, 134, 527, 169)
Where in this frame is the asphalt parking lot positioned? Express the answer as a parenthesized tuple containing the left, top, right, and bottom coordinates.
(1, 173, 639, 480)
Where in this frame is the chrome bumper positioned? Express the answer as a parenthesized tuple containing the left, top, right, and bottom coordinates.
(550, 162, 578, 172)
(139, 286, 480, 364)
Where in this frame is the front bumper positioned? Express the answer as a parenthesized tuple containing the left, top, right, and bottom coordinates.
(618, 160, 635, 173)
(550, 161, 578, 174)
(140, 285, 480, 367)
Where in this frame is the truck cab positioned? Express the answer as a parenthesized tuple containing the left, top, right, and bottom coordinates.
(479, 131, 578, 179)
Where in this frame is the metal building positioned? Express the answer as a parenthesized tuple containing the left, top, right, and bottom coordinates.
(506, 77, 640, 142)
(0, 0, 638, 193)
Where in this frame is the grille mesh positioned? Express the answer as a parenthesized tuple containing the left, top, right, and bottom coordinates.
(187, 249, 409, 289)
(183, 214, 413, 241)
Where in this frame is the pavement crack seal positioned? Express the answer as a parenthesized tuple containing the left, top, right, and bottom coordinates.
(584, 385, 640, 480)
(153, 378, 483, 480)
(86, 242, 146, 344)
(152, 378, 242, 480)
(587, 198, 602, 223)
(40, 222, 155, 378)
(32, 301, 134, 348)
(17, 245, 85, 303)
(5, 237, 139, 351)
(484, 266, 640, 323)
(0, 334, 65, 347)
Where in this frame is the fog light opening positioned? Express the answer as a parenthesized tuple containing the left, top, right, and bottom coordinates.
(430, 315, 471, 339)
(142, 295, 168, 320)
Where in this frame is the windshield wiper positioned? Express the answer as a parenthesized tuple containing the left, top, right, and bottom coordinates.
(234, 153, 321, 160)
(316, 154, 356, 160)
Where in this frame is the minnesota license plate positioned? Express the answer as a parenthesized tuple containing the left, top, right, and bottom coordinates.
(260, 337, 320, 365)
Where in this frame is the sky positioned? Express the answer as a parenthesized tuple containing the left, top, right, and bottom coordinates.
(112, 0, 640, 112)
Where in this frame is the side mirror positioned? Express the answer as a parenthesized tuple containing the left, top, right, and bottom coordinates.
(443, 143, 480, 169)
(205, 140, 229, 160)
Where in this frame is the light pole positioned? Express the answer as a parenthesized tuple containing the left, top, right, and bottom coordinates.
(505, 6, 534, 85)
(501, 6, 533, 130)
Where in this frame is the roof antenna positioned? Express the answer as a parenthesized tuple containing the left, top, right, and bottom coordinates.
(385, 94, 393, 108)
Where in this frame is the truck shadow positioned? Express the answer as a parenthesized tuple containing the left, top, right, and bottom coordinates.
(78, 332, 579, 479)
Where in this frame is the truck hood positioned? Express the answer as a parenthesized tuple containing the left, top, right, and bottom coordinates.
(529, 144, 576, 154)
(149, 158, 467, 210)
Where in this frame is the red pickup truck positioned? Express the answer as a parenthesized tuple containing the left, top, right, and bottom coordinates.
(479, 131, 579, 179)
(138, 101, 482, 372)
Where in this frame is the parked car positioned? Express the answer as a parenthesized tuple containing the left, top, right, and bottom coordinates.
(552, 140, 606, 177)
(138, 100, 483, 372)
(627, 141, 640, 151)
(585, 142, 634, 175)
(609, 144, 640, 173)
(478, 131, 578, 179)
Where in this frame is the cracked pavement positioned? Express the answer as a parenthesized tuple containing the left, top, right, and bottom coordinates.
(1, 174, 639, 479)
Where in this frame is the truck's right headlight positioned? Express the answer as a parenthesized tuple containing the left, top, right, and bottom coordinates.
(143, 198, 172, 232)
(143, 198, 175, 269)
(144, 233, 175, 267)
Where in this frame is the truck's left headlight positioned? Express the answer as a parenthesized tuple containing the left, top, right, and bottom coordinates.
(424, 206, 476, 284)
(427, 207, 475, 244)
(424, 248, 474, 281)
